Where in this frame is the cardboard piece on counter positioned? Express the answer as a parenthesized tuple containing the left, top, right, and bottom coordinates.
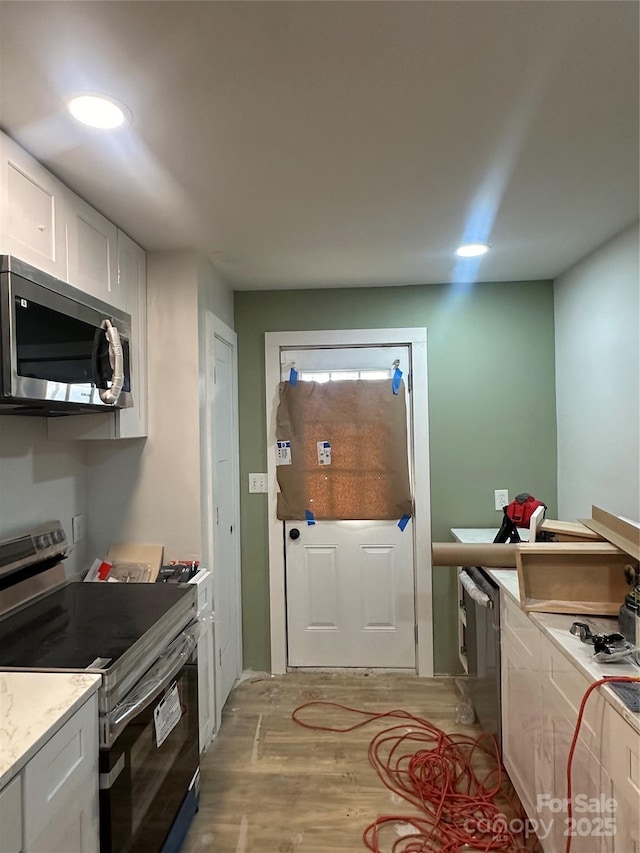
(516, 541, 634, 616)
(580, 506, 640, 561)
(540, 518, 604, 542)
(107, 543, 164, 583)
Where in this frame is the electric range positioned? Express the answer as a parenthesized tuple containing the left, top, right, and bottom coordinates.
(0, 521, 200, 853)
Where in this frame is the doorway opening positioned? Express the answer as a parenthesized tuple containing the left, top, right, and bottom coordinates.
(265, 328, 433, 676)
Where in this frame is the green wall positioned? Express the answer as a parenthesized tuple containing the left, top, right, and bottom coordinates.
(234, 280, 557, 674)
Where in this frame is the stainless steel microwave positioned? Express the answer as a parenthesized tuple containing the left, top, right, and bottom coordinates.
(0, 255, 133, 415)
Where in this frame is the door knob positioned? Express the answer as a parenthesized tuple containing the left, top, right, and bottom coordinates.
(289, 528, 301, 540)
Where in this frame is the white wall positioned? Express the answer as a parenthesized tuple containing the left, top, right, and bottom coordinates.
(0, 417, 87, 575)
(198, 256, 234, 331)
(554, 222, 639, 521)
(85, 251, 234, 564)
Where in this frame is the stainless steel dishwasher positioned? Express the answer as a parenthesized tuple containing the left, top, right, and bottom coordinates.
(459, 566, 502, 752)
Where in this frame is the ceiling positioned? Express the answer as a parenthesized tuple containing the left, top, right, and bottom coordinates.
(0, 1, 637, 290)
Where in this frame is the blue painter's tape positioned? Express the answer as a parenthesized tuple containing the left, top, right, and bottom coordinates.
(289, 367, 298, 386)
(392, 367, 402, 395)
(305, 510, 316, 525)
(398, 514, 411, 531)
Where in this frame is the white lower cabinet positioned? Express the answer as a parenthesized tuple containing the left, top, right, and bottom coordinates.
(500, 590, 542, 819)
(0, 694, 99, 853)
(501, 593, 640, 853)
(538, 634, 613, 853)
(0, 775, 22, 853)
(191, 569, 216, 752)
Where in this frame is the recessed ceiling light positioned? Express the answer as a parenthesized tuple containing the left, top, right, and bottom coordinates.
(455, 242, 490, 258)
(68, 94, 127, 129)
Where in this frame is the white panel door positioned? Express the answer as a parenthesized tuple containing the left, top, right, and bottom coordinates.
(211, 328, 241, 715)
(282, 345, 416, 668)
(286, 519, 414, 667)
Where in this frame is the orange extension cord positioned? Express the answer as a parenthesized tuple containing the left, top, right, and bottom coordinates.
(565, 675, 640, 853)
(292, 701, 534, 853)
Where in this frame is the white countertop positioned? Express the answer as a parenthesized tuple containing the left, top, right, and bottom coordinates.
(451, 527, 640, 733)
(0, 672, 101, 789)
(531, 611, 640, 733)
(451, 527, 530, 544)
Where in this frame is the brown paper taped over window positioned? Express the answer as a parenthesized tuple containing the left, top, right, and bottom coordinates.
(276, 379, 412, 521)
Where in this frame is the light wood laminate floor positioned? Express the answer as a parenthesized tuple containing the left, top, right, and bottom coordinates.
(183, 671, 540, 853)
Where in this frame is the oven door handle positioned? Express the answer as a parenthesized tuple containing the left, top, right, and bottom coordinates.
(106, 621, 200, 743)
(459, 570, 492, 608)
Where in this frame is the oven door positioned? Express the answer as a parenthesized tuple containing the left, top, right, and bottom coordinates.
(99, 652, 199, 853)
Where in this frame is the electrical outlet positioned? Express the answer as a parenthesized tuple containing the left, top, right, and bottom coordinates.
(248, 473, 267, 493)
(72, 514, 85, 543)
(494, 489, 509, 511)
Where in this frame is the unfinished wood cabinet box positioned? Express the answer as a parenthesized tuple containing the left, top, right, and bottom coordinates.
(580, 505, 640, 561)
(515, 541, 636, 615)
(539, 518, 604, 542)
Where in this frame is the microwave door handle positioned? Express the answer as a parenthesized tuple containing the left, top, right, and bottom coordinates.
(459, 570, 492, 609)
(98, 319, 124, 405)
(106, 623, 200, 743)
(91, 327, 107, 388)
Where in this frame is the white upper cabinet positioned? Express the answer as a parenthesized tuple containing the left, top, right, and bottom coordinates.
(47, 230, 148, 440)
(115, 231, 148, 438)
(0, 133, 69, 280)
(0, 131, 149, 440)
(66, 195, 121, 308)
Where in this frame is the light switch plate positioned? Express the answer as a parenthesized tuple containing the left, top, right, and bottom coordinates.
(248, 473, 267, 493)
(72, 513, 85, 543)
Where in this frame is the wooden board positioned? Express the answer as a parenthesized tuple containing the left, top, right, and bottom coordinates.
(580, 505, 640, 561)
(107, 543, 164, 583)
(539, 518, 603, 541)
(515, 541, 634, 615)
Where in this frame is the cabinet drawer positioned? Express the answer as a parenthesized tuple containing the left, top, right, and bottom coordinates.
(23, 695, 98, 848)
(0, 775, 22, 853)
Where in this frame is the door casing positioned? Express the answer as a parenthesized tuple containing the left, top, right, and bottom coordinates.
(204, 312, 243, 729)
(265, 328, 433, 676)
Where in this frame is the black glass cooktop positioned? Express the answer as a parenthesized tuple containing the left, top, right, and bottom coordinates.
(0, 582, 193, 669)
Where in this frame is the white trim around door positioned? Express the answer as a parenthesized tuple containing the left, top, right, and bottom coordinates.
(204, 312, 243, 730)
(265, 328, 433, 677)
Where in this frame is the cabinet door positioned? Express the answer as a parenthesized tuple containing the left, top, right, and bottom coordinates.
(27, 777, 99, 853)
(0, 775, 22, 853)
(115, 231, 147, 438)
(0, 132, 68, 280)
(500, 594, 542, 818)
(47, 231, 147, 440)
(66, 195, 120, 307)
(603, 704, 640, 852)
(23, 694, 99, 853)
(539, 634, 613, 853)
